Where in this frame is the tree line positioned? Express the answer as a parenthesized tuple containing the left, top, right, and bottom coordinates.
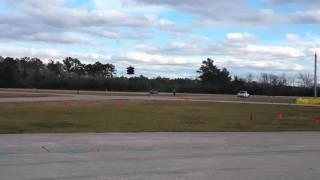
(0, 56, 317, 96)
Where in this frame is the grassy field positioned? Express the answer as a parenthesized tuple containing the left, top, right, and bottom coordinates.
(0, 101, 319, 133)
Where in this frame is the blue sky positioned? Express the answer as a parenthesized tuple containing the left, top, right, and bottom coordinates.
(0, 0, 319, 80)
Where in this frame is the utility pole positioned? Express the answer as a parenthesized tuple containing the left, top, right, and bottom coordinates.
(315, 53, 318, 97)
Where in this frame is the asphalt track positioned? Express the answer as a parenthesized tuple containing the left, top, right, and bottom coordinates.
(0, 90, 319, 107)
(0, 132, 320, 180)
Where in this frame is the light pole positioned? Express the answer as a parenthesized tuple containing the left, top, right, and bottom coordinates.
(315, 53, 318, 97)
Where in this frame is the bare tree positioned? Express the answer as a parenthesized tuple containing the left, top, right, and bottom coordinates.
(259, 73, 269, 84)
(269, 74, 279, 86)
(287, 76, 296, 87)
(298, 73, 313, 87)
(279, 73, 288, 86)
(245, 73, 254, 83)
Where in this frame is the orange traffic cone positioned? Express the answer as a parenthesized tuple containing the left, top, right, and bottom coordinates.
(116, 100, 124, 108)
(185, 96, 192, 102)
(63, 101, 69, 107)
(277, 113, 284, 120)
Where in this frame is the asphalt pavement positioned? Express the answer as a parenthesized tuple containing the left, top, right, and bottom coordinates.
(0, 132, 320, 180)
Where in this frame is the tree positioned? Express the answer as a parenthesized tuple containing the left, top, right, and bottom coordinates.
(278, 73, 288, 86)
(63, 57, 85, 76)
(259, 73, 269, 84)
(0, 57, 19, 86)
(104, 63, 115, 78)
(298, 73, 313, 87)
(47, 60, 63, 77)
(85, 62, 115, 78)
(19, 57, 30, 81)
(269, 74, 279, 86)
(29, 58, 45, 82)
(127, 66, 135, 75)
(287, 76, 296, 87)
(245, 73, 254, 83)
(197, 58, 231, 84)
(0, 55, 317, 96)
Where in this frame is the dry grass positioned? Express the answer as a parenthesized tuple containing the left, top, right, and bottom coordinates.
(0, 100, 319, 133)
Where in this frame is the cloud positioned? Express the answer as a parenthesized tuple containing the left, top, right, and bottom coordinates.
(135, 42, 207, 56)
(132, 0, 282, 27)
(23, 32, 96, 45)
(225, 58, 304, 72)
(269, 0, 320, 7)
(289, 10, 320, 24)
(93, 0, 167, 13)
(135, 40, 305, 59)
(125, 52, 196, 65)
(241, 45, 304, 58)
(130, 38, 309, 77)
(86, 28, 151, 40)
(134, 0, 246, 19)
(280, 33, 320, 54)
(0, 45, 111, 64)
(134, 0, 320, 27)
(285, 33, 300, 41)
(0, 46, 68, 61)
(1, 0, 181, 44)
(2, 0, 320, 47)
(225, 33, 257, 42)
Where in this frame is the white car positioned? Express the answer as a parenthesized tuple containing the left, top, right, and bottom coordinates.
(237, 91, 250, 98)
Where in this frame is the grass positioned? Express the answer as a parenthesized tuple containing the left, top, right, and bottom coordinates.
(0, 101, 319, 133)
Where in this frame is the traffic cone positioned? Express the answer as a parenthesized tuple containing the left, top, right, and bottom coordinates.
(63, 101, 69, 107)
(116, 100, 124, 108)
(185, 96, 192, 102)
(277, 113, 284, 120)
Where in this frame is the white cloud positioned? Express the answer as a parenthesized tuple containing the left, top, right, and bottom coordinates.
(0, 45, 111, 63)
(226, 58, 304, 71)
(285, 33, 300, 41)
(129, 0, 284, 27)
(134, 0, 320, 27)
(86, 28, 150, 40)
(125, 52, 196, 65)
(23, 32, 98, 45)
(225, 33, 257, 42)
(269, 0, 320, 7)
(0, 0, 181, 44)
(241, 45, 304, 57)
(290, 10, 320, 24)
(135, 41, 305, 59)
(93, 0, 167, 14)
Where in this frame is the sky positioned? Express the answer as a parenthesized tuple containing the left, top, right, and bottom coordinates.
(0, 0, 319, 79)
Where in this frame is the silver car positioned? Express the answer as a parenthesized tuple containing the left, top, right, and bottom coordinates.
(237, 91, 250, 98)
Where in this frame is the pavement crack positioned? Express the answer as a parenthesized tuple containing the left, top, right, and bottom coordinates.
(41, 146, 51, 153)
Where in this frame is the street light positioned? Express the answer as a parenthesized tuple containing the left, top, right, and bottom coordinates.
(315, 53, 318, 97)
